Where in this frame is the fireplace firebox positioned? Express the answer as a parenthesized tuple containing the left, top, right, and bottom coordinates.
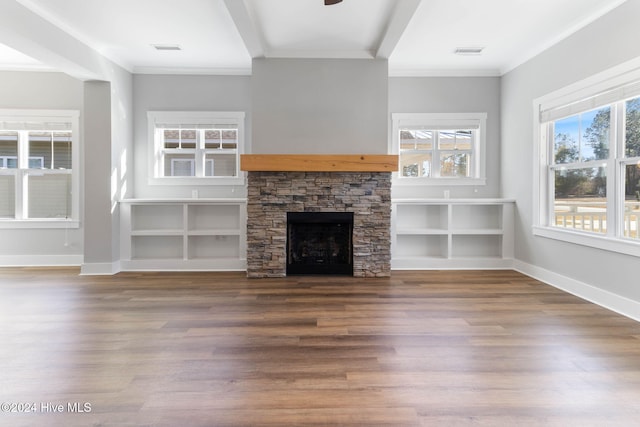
(286, 212, 354, 275)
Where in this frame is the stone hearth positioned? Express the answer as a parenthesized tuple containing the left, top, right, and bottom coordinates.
(246, 171, 392, 278)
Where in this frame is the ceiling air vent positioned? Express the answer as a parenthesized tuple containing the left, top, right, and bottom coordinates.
(454, 47, 484, 55)
(152, 44, 182, 51)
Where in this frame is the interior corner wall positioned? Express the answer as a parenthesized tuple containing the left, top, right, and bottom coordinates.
(388, 76, 501, 199)
(132, 74, 251, 199)
(251, 58, 388, 154)
(109, 66, 133, 267)
(501, 0, 640, 302)
(0, 71, 84, 265)
(83, 81, 113, 268)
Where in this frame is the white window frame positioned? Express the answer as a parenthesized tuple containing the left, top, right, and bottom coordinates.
(147, 111, 245, 186)
(0, 109, 79, 229)
(391, 112, 487, 186)
(533, 58, 640, 258)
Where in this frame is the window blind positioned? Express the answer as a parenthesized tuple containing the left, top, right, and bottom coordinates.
(400, 124, 480, 131)
(540, 80, 640, 122)
(0, 121, 72, 131)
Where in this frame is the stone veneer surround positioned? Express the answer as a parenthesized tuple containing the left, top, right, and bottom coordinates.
(246, 171, 391, 278)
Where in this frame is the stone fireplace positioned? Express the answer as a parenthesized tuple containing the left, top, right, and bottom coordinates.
(241, 155, 397, 278)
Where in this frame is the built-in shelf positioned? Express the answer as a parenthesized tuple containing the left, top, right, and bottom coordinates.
(120, 199, 247, 271)
(120, 197, 512, 271)
(392, 199, 514, 269)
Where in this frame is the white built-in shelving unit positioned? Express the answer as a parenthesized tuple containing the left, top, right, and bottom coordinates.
(120, 197, 513, 272)
(120, 199, 247, 271)
(391, 199, 515, 269)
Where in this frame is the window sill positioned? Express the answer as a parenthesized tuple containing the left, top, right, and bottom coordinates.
(0, 219, 80, 229)
(533, 225, 640, 258)
(392, 177, 487, 186)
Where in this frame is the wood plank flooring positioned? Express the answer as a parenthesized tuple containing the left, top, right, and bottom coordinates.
(1, 269, 640, 426)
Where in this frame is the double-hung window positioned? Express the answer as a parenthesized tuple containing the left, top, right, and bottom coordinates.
(0, 110, 79, 226)
(534, 63, 640, 256)
(391, 113, 487, 185)
(148, 111, 245, 185)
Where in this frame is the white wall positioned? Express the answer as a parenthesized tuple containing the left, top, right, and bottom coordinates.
(252, 58, 388, 154)
(502, 0, 640, 302)
(132, 74, 252, 200)
(389, 76, 501, 199)
(108, 65, 133, 269)
(0, 71, 84, 265)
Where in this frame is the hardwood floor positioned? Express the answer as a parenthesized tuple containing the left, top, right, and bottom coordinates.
(2, 269, 640, 426)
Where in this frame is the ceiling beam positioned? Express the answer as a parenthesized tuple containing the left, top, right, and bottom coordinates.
(0, 0, 112, 80)
(223, 0, 265, 59)
(376, 0, 421, 59)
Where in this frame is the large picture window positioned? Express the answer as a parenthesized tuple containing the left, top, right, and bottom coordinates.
(0, 110, 79, 226)
(534, 65, 640, 257)
(148, 111, 245, 185)
(391, 113, 487, 185)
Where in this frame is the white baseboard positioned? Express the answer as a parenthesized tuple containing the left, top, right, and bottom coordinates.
(0, 254, 83, 267)
(80, 261, 121, 275)
(119, 259, 247, 271)
(392, 258, 515, 270)
(513, 259, 640, 322)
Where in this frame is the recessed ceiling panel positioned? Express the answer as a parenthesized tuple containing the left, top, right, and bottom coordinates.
(390, 0, 627, 75)
(245, 0, 398, 57)
(18, 0, 252, 72)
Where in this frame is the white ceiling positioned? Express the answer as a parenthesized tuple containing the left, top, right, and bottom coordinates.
(245, 0, 399, 57)
(1, 0, 629, 76)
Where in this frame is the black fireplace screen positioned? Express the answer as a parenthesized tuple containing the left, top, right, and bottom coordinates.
(286, 212, 354, 275)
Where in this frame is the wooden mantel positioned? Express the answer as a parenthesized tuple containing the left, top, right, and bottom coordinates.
(240, 154, 398, 172)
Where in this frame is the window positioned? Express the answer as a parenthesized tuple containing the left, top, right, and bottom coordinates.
(147, 111, 245, 185)
(391, 113, 487, 185)
(550, 106, 611, 235)
(534, 63, 640, 257)
(0, 110, 79, 226)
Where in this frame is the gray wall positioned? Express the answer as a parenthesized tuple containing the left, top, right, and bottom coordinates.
(389, 76, 501, 199)
(83, 81, 113, 265)
(501, 0, 640, 300)
(132, 74, 252, 199)
(0, 71, 84, 261)
(0, 71, 83, 110)
(80, 62, 133, 272)
(252, 58, 388, 154)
